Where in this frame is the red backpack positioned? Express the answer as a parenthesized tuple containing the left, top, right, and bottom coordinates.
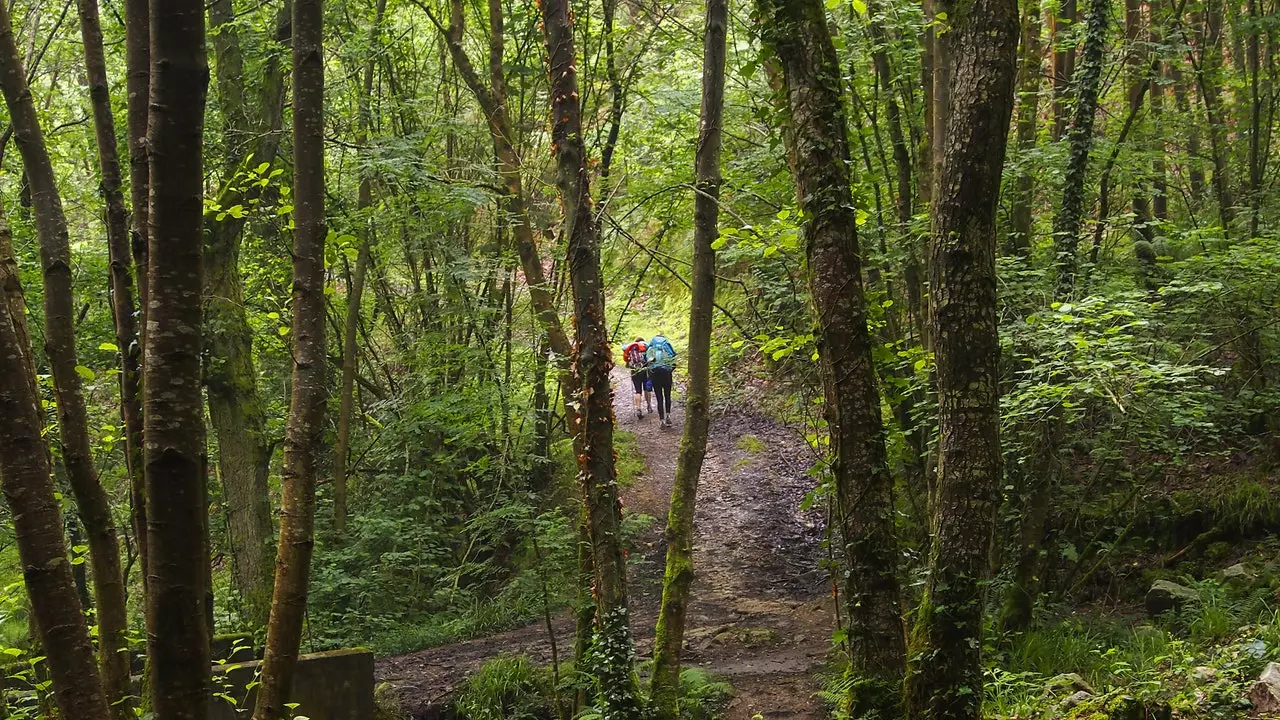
(623, 342, 647, 368)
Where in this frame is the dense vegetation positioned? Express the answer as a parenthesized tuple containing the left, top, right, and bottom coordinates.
(0, 0, 1276, 717)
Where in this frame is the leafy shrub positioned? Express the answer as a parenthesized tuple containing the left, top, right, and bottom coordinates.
(454, 656, 554, 720)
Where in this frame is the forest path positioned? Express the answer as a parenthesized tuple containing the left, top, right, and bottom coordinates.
(376, 368, 835, 719)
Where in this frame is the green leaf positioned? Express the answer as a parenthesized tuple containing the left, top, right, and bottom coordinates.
(763, 246, 779, 258)
(278, 326, 290, 337)
(710, 236, 727, 250)
(74, 365, 96, 382)
(776, 208, 791, 221)
(98, 342, 119, 352)
(852, 0, 866, 12)
(255, 162, 271, 175)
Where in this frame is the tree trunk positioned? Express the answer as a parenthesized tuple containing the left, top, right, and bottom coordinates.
(1052, 0, 1109, 297)
(0, 279, 112, 720)
(758, 0, 907, 715)
(1171, 65, 1205, 202)
(539, 0, 642, 714)
(1126, 0, 1154, 243)
(123, 0, 150, 587)
(1009, 0, 1043, 256)
(205, 0, 291, 628)
(904, 0, 1017, 718)
(252, 0, 326, 712)
(0, 3, 131, 714)
(80, 0, 145, 623)
(1051, 0, 1077, 141)
(145, 0, 212, 713)
(1150, 0, 1168, 221)
(1195, 0, 1235, 232)
(335, 0, 387, 534)
(648, 0, 724, 715)
(1245, 0, 1261, 237)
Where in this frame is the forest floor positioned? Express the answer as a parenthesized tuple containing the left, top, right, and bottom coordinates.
(376, 368, 838, 719)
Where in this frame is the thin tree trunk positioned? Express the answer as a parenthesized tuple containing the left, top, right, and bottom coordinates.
(1051, 0, 1077, 141)
(1009, 0, 1043, 256)
(0, 278, 112, 720)
(1053, 0, 1109, 297)
(1151, 0, 1168, 220)
(648, 0, 724, 715)
(1126, 0, 1154, 242)
(1246, 0, 1261, 237)
(123, 0, 150, 587)
(1171, 65, 1205, 200)
(758, 0, 907, 714)
(0, 3, 131, 714)
(904, 0, 1017, 718)
(72, 0, 139, 713)
(145, 0, 212, 713)
(252, 0, 326, 711)
(539, 0, 642, 713)
(1195, 0, 1235, 232)
(335, 0, 387, 534)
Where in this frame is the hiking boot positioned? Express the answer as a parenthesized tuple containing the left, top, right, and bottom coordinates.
(636, 409, 643, 420)
(663, 418, 673, 427)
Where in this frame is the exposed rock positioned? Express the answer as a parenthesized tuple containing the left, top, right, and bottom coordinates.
(1222, 563, 1254, 584)
(1145, 579, 1199, 616)
(1249, 662, 1280, 714)
(1190, 665, 1218, 683)
(1060, 690, 1093, 710)
(1042, 672, 1094, 699)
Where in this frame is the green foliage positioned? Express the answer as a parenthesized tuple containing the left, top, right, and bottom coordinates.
(454, 656, 554, 720)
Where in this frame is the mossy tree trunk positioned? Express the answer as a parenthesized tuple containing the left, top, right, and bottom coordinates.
(757, 0, 907, 714)
(123, 0, 150, 585)
(252, 0, 326, 713)
(904, 0, 1018, 717)
(204, 0, 291, 628)
(648, 0, 725, 715)
(145, 0, 213, 713)
(1052, 0, 1109, 298)
(539, 0, 642, 713)
(0, 2, 131, 713)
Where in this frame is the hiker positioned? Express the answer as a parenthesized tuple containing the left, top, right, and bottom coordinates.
(622, 336, 653, 419)
(646, 333, 677, 427)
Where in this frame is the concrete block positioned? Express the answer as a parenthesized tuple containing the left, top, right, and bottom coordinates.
(210, 648, 375, 720)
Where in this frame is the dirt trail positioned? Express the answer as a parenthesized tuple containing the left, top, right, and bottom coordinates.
(377, 369, 836, 719)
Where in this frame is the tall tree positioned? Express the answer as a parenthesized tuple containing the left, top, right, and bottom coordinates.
(145, 0, 212, 715)
(1126, 0, 1155, 242)
(252, 0, 326, 711)
(757, 0, 907, 714)
(1052, 0, 1109, 297)
(904, 0, 1018, 719)
(1009, 0, 1043, 256)
(124, 0, 151, 584)
(648, 0, 725, 715)
(0, 213, 112, 720)
(0, 0, 131, 711)
(1051, 0, 1078, 141)
(205, 0, 291, 626)
(335, 0, 388, 534)
(539, 0, 642, 714)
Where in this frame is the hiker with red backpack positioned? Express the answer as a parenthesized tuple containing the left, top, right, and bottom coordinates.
(622, 337, 654, 419)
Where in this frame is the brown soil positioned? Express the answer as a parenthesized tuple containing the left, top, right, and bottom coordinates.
(376, 368, 837, 719)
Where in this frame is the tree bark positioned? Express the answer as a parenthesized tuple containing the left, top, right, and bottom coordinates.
(205, 0, 291, 627)
(649, 0, 724, 715)
(1052, 0, 1108, 298)
(758, 0, 907, 714)
(1051, 0, 1077, 141)
(539, 0, 642, 714)
(904, 0, 1018, 718)
(335, 0, 387, 534)
(0, 3, 131, 714)
(0, 275, 112, 720)
(1194, 0, 1235, 233)
(1150, 0, 1168, 221)
(1009, 0, 1043, 256)
(145, 0, 212, 713)
(123, 0, 150, 586)
(1126, 0, 1154, 243)
(252, 0, 326, 711)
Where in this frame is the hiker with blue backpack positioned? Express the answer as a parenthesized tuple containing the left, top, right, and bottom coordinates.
(646, 333, 678, 427)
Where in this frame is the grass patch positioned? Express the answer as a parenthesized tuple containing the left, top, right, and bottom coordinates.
(736, 434, 765, 454)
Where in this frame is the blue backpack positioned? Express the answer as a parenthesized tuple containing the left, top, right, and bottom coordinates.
(646, 336, 675, 368)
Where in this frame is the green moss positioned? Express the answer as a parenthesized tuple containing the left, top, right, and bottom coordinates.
(735, 434, 765, 454)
